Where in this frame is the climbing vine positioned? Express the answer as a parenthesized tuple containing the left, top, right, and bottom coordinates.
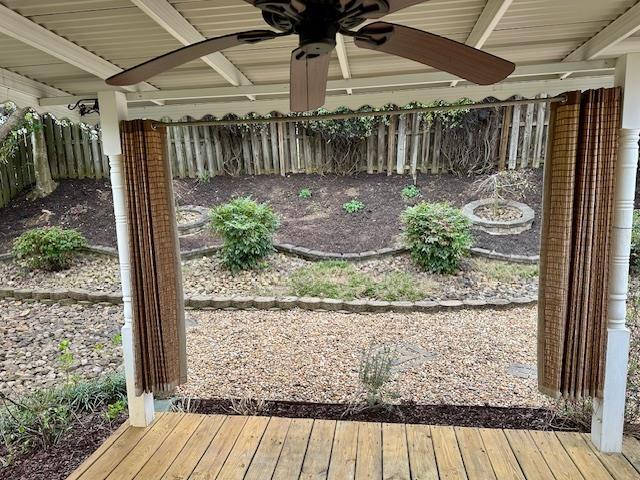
(0, 103, 42, 164)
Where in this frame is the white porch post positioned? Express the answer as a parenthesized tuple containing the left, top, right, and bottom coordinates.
(98, 91, 155, 427)
(591, 53, 640, 452)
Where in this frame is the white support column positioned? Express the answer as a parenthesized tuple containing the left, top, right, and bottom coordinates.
(591, 53, 640, 452)
(98, 91, 155, 427)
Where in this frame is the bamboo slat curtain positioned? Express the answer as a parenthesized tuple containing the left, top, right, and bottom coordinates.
(538, 88, 621, 399)
(121, 119, 187, 395)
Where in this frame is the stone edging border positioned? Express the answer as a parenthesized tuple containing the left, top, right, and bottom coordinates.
(462, 199, 536, 236)
(0, 286, 538, 313)
(0, 243, 539, 265)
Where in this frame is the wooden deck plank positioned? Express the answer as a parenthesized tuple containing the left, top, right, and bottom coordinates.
(504, 429, 554, 480)
(300, 420, 337, 480)
(245, 417, 292, 480)
(160, 415, 226, 480)
(432, 426, 467, 480)
(582, 434, 640, 480)
(106, 413, 184, 479)
(454, 427, 496, 480)
(555, 432, 613, 480)
(67, 421, 130, 480)
(76, 413, 167, 480)
(528, 430, 584, 480)
(623, 437, 640, 473)
(478, 429, 525, 480)
(133, 414, 205, 479)
(355, 422, 382, 480)
(189, 415, 248, 480)
(217, 416, 270, 480)
(406, 424, 438, 480)
(272, 418, 314, 480)
(383, 423, 411, 480)
(71, 414, 638, 480)
(328, 420, 359, 480)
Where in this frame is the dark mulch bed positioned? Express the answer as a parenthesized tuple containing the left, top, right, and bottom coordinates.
(0, 172, 544, 256)
(0, 411, 126, 480)
(185, 398, 581, 432)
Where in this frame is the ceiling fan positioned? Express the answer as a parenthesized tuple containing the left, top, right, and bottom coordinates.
(106, 0, 515, 112)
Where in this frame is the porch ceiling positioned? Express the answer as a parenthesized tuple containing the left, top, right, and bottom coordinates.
(1, 0, 640, 118)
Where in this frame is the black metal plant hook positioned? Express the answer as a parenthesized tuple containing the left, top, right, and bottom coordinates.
(68, 98, 99, 116)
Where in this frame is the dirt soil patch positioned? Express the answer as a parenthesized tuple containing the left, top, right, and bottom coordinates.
(0, 172, 543, 256)
(0, 411, 126, 480)
(186, 399, 576, 432)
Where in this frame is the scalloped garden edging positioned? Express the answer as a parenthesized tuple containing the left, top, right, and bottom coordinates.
(463, 199, 535, 236)
(0, 241, 539, 265)
(0, 285, 537, 313)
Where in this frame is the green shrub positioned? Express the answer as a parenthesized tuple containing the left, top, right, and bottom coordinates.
(298, 188, 312, 199)
(343, 199, 365, 214)
(401, 185, 421, 200)
(632, 210, 640, 272)
(402, 202, 473, 274)
(12, 227, 87, 271)
(210, 197, 280, 272)
(0, 373, 125, 460)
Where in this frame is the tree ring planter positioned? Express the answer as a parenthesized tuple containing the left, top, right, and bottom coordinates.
(462, 199, 535, 236)
(176, 205, 209, 236)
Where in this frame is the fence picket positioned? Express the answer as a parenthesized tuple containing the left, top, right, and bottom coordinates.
(396, 114, 407, 174)
(62, 124, 76, 178)
(192, 125, 205, 177)
(410, 114, 421, 179)
(43, 116, 58, 179)
(91, 136, 102, 179)
(387, 116, 397, 175)
(431, 120, 442, 174)
(521, 102, 535, 168)
(508, 99, 521, 169)
(533, 94, 547, 168)
(421, 122, 431, 173)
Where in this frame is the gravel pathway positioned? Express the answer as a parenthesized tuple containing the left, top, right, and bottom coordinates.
(0, 252, 538, 301)
(0, 299, 547, 408)
(0, 300, 123, 396)
(179, 306, 549, 408)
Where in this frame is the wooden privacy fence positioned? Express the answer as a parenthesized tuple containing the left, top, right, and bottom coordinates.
(0, 132, 36, 209)
(0, 98, 549, 208)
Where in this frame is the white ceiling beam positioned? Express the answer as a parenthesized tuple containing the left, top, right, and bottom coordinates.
(563, 1, 640, 79)
(39, 59, 615, 106)
(335, 34, 353, 94)
(0, 4, 163, 105)
(116, 75, 613, 121)
(0, 67, 79, 120)
(130, 0, 255, 100)
(451, 0, 514, 87)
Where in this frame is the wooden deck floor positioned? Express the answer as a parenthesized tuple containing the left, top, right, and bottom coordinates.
(68, 412, 640, 479)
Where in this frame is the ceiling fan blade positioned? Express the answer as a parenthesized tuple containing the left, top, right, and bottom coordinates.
(290, 48, 330, 112)
(106, 30, 282, 86)
(354, 21, 515, 85)
(341, 0, 430, 19)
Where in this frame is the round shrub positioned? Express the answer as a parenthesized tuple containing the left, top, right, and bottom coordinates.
(402, 202, 473, 274)
(210, 197, 279, 272)
(12, 227, 87, 271)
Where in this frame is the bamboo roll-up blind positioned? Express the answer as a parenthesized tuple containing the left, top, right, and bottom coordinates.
(538, 88, 621, 399)
(121, 119, 187, 395)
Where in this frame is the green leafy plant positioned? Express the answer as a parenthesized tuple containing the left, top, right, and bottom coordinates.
(104, 399, 126, 422)
(12, 227, 87, 271)
(111, 333, 122, 347)
(0, 373, 126, 463)
(402, 202, 473, 274)
(401, 185, 421, 200)
(298, 188, 312, 199)
(359, 345, 398, 408)
(343, 199, 365, 214)
(210, 197, 280, 272)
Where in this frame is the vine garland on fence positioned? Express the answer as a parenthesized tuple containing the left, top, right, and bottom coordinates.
(0, 103, 42, 165)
